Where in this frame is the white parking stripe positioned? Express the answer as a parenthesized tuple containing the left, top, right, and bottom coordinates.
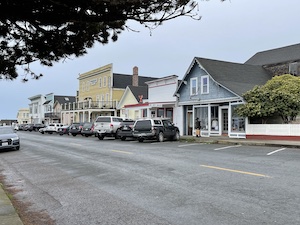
(214, 145, 242, 151)
(267, 148, 286, 156)
(178, 143, 204, 148)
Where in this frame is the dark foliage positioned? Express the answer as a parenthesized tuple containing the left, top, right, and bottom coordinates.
(0, 0, 202, 81)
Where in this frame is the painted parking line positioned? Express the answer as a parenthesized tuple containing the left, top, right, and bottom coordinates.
(214, 145, 242, 151)
(267, 148, 286, 156)
(200, 165, 271, 178)
(178, 143, 205, 148)
(111, 150, 133, 155)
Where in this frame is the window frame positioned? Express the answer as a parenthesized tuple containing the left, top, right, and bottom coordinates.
(201, 76, 209, 94)
(190, 77, 198, 96)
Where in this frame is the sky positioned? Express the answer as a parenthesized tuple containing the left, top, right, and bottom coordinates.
(1, 0, 300, 119)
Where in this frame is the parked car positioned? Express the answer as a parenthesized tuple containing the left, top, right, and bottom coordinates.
(44, 123, 64, 134)
(69, 122, 84, 136)
(94, 116, 123, 140)
(57, 125, 70, 136)
(23, 124, 33, 131)
(0, 126, 20, 151)
(116, 119, 135, 141)
(39, 126, 47, 134)
(132, 118, 180, 142)
(81, 122, 95, 137)
(28, 123, 46, 132)
(17, 124, 26, 131)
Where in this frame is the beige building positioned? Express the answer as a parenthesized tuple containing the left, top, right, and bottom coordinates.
(61, 64, 157, 124)
(16, 108, 30, 124)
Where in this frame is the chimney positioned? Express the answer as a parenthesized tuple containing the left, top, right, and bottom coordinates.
(132, 66, 138, 86)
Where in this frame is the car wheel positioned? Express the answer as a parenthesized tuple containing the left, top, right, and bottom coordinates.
(85, 134, 89, 137)
(41, 131, 44, 134)
(59, 133, 63, 136)
(157, 132, 164, 142)
(72, 134, 77, 136)
(15, 146, 20, 150)
(121, 137, 126, 141)
(98, 134, 104, 140)
(138, 138, 144, 142)
(173, 131, 180, 141)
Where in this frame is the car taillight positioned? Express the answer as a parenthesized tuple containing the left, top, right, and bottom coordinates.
(91, 125, 94, 131)
(151, 126, 156, 134)
(110, 124, 113, 130)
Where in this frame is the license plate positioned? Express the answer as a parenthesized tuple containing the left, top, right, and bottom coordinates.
(1, 142, 8, 146)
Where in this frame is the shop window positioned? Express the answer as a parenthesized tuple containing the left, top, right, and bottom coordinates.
(157, 108, 164, 117)
(166, 108, 173, 121)
(194, 106, 208, 130)
(231, 105, 245, 132)
(211, 106, 219, 131)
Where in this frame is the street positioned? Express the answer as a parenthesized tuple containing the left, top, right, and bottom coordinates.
(1, 131, 300, 225)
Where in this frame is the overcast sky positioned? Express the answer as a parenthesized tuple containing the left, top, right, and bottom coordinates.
(1, 0, 299, 119)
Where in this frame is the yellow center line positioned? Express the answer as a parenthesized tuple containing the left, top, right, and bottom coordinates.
(200, 165, 271, 178)
(111, 150, 133, 155)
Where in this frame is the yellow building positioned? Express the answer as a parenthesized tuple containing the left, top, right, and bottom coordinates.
(16, 108, 30, 124)
(61, 64, 157, 123)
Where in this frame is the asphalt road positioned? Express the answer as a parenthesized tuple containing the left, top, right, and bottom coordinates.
(1, 131, 300, 225)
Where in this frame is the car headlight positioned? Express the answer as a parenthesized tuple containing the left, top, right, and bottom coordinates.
(11, 137, 20, 141)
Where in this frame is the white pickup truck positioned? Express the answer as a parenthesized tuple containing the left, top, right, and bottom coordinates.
(94, 116, 123, 140)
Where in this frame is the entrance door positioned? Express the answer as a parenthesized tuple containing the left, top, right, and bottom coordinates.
(221, 109, 229, 134)
(187, 111, 193, 135)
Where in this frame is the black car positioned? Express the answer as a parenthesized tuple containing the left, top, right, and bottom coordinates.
(57, 125, 70, 135)
(69, 122, 84, 136)
(28, 123, 46, 132)
(81, 122, 95, 137)
(132, 118, 180, 142)
(116, 119, 135, 141)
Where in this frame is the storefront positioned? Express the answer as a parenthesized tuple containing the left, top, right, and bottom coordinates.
(191, 102, 246, 138)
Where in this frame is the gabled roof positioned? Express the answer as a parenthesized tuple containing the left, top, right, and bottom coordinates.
(187, 57, 272, 96)
(245, 43, 300, 66)
(127, 85, 148, 102)
(54, 95, 76, 105)
(113, 73, 157, 89)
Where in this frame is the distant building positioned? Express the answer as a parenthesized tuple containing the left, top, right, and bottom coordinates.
(16, 108, 30, 124)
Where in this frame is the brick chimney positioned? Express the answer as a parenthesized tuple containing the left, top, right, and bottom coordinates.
(132, 66, 138, 86)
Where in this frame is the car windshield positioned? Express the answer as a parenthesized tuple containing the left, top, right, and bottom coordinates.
(0, 127, 14, 134)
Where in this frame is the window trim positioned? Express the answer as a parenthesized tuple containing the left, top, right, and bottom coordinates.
(201, 76, 209, 94)
(190, 77, 198, 96)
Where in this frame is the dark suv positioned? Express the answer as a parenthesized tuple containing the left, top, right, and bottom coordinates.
(132, 118, 180, 142)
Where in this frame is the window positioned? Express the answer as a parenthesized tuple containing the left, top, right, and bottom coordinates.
(211, 106, 219, 131)
(201, 76, 209, 94)
(103, 76, 107, 87)
(194, 106, 208, 130)
(190, 78, 198, 95)
(231, 105, 245, 132)
(99, 77, 102, 88)
(157, 108, 164, 117)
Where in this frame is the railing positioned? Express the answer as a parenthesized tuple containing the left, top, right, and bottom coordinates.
(44, 112, 61, 118)
(61, 100, 118, 111)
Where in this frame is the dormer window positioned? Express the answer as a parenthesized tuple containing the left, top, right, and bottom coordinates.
(201, 76, 209, 94)
(190, 77, 198, 95)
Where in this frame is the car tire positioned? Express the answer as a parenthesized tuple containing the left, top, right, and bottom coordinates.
(173, 131, 180, 141)
(121, 137, 126, 141)
(138, 138, 144, 142)
(72, 134, 77, 136)
(98, 134, 104, 140)
(157, 132, 164, 142)
(15, 146, 20, 150)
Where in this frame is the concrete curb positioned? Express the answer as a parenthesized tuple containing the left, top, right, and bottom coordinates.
(0, 184, 23, 225)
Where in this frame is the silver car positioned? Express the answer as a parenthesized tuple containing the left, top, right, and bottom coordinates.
(0, 126, 20, 151)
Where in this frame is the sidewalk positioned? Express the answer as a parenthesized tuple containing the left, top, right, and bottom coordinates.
(0, 184, 23, 225)
(181, 135, 300, 148)
(0, 136, 299, 225)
